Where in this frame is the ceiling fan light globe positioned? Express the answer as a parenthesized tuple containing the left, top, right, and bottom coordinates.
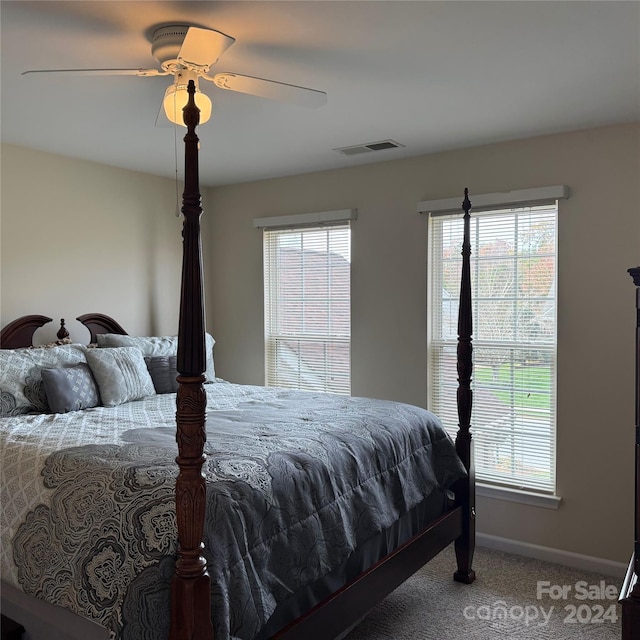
(163, 84, 212, 126)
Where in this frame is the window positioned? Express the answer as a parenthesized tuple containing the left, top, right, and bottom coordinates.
(263, 223, 351, 394)
(429, 203, 558, 493)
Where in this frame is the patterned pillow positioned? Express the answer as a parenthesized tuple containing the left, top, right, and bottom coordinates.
(84, 347, 156, 407)
(145, 356, 179, 394)
(96, 333, 216, 381)
(0, 345, 87, 417)
(41, 363, 101, 413)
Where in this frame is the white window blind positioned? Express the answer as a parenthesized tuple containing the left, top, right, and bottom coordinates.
(429, 204, 558, 493)
(264, 223, 351, 394)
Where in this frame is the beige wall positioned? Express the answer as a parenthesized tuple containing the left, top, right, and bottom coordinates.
(1, 125, 638, 564)
(1, 144, 186, 343)
(206, 123, 640, 563)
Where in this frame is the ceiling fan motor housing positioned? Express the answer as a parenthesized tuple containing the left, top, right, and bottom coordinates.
(151, 25, 190, 66)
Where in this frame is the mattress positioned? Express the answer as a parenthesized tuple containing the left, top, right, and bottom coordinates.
(1, 382, 466, 639)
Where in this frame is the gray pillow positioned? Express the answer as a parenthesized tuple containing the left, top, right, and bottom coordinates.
(96, 333, 216, 381)
(145, 356, 179, 394)
(84, 347, 156, 407)
(42, 363, 101, 413)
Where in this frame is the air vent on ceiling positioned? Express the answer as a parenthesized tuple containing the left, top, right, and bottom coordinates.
(333, 139, 405, 156)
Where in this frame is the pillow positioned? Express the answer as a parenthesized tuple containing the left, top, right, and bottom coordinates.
(145, 356, 179, 394)
(41, 363, 101, 413)
(0, 344, 87, 417)
(84, 347, 156, 407)
(96, 333, 216, 382)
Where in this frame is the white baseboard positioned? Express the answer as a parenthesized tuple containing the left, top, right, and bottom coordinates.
(477, 533, 627, 579)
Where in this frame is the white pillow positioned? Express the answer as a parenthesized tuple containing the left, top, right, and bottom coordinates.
(84, 347, 156, 407)
(96, 333, 216, 382)
(0, 344, 87, 416)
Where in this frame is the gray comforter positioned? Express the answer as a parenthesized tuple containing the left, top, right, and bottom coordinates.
(1, 383, 466, 639)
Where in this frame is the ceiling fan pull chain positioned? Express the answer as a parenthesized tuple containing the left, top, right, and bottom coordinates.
(174, 119, 181, 218)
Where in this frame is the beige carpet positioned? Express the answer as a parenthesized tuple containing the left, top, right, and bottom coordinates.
(345, 545, 622, 639)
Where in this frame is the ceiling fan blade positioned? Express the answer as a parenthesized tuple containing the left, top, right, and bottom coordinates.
(178, 27, 236, 70)
(21, 68, 165, 77)
(211, 73, 327, 108)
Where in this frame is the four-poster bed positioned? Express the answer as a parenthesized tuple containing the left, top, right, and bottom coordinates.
(0, 82, 476, 639)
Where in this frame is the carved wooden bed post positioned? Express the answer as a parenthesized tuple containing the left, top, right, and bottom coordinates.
(453, 188, 476, 584)
(170, 80, 214, 640)
(621, 266, 640, 639)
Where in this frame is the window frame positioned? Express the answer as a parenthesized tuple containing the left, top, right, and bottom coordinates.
(261, 220, 352, 395)
(422, 188, 567, 497)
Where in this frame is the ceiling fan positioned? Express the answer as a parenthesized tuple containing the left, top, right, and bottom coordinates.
(22, 25, 328, 126)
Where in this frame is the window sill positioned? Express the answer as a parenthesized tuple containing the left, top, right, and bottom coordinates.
(477, 483, 562, 510)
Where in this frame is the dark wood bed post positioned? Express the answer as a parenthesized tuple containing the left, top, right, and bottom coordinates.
(621, 266, 640, 640)
(170, 80, 214, 640)
(453, 188, 476, 584)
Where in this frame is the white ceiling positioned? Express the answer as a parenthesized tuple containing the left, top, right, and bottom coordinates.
(1, 1, 639, 187)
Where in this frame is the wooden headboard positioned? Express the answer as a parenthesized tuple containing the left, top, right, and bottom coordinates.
(0, 315, 53, 349)
(75, 313, 128, 344)
(0, 313, 127, 349)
